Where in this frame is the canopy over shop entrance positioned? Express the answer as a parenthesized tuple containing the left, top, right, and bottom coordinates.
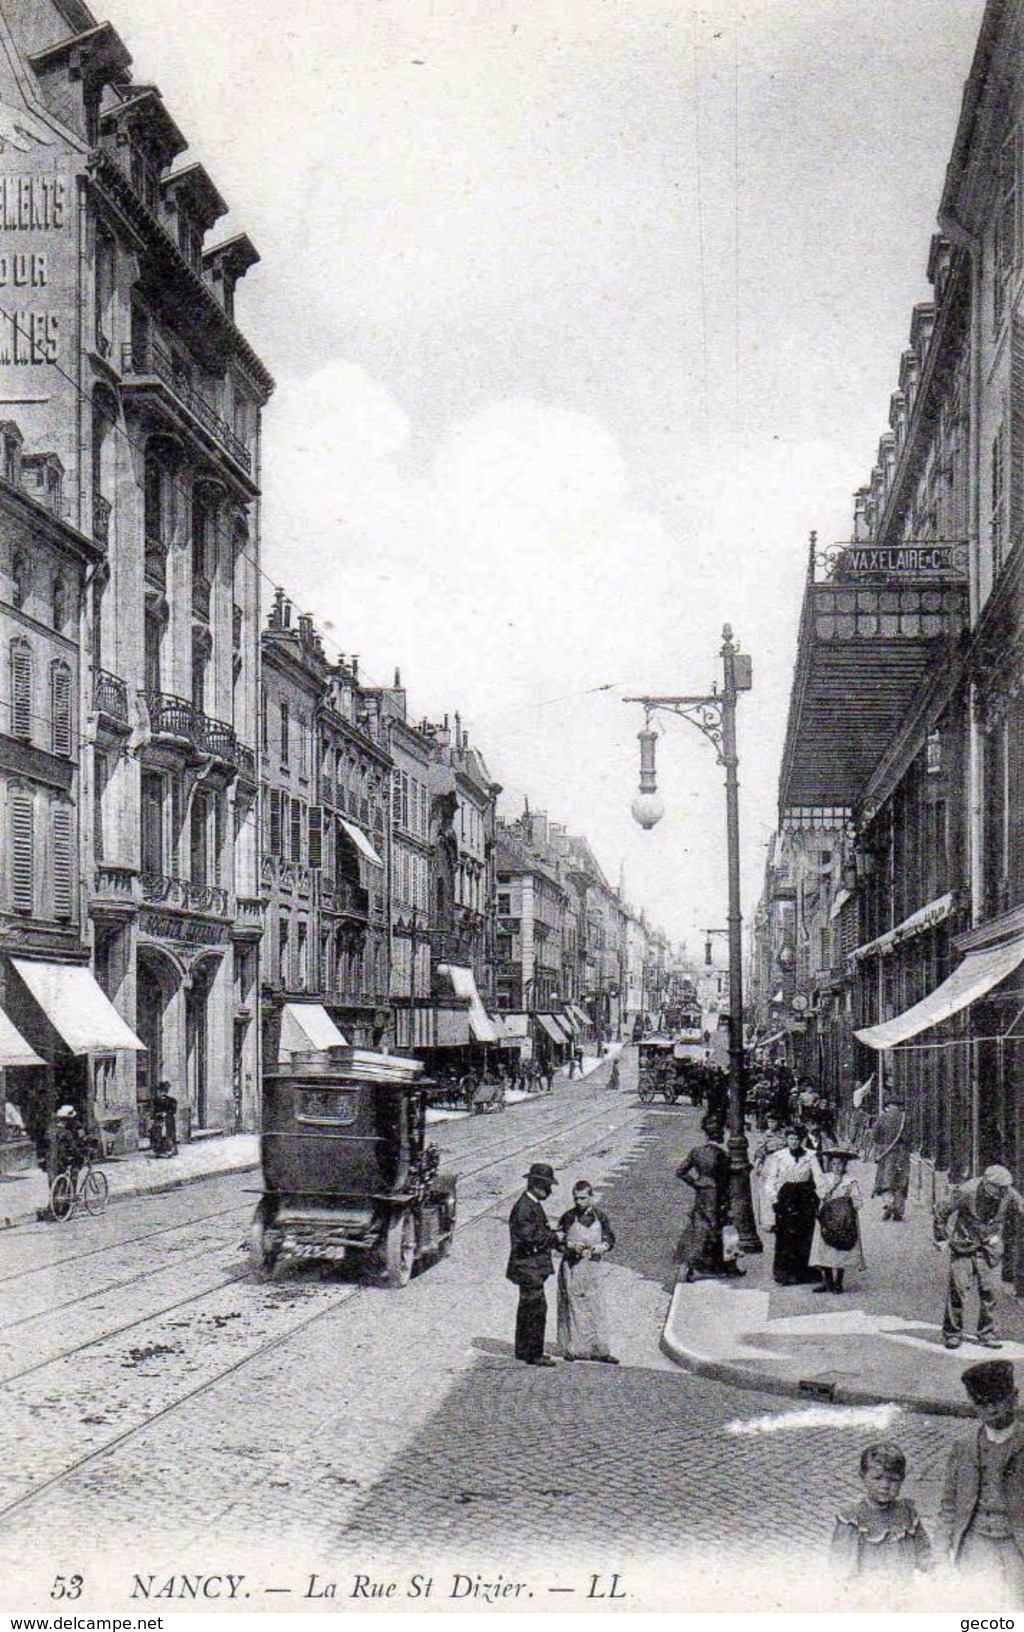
(536, 1013, 569, 1045)
(436, 965, 498, 1044)
(0, 1005, 43, 1067)
(855, 931, 1024, 1051)
(11, 959, 144, 1054)
(279, 1002, 348, 1058)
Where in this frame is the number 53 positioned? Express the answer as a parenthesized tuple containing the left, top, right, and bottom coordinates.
(51, 1575, 84, 1600)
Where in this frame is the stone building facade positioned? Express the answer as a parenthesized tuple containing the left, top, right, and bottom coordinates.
(0, 0, 270, 1147)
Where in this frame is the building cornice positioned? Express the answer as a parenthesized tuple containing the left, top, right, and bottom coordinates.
(0, 476, 103, 565)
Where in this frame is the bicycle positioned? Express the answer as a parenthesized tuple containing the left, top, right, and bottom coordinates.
(48, 1153, 109, 1221)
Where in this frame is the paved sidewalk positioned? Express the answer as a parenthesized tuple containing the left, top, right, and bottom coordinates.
(0, 1132, 258, 1229)
(662, 1145, 1024, 1417)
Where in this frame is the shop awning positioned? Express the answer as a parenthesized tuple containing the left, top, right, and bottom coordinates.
(488, 1013, 519, 1048)
(11, 959, 144, 1053)
(536, 1013, 569, 1045)
(853, 892, 954, 961)
(855, 930, 1024, 1051)
(0, 1005, 43, 1067)
(557, 1010, 580, 1036)
(500, 1013, 531, 1037)
(279, 1002, 348, 1057)
(337, 817, 384, 869)
(758, 1028, 790, 1050)
(568, 1004, 591, 1029)
(437, 964, 498, 1044)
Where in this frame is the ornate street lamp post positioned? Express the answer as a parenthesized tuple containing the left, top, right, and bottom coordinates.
(625, 625, 761, 1253)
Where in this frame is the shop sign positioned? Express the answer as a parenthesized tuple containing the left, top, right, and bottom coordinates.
(140, 909, 231, 945)
(833, 542, 967, 580)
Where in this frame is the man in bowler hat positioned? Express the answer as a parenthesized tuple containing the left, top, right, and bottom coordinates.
(506, 1162, 562, 1365)
(938, 1360, 1024, 1597)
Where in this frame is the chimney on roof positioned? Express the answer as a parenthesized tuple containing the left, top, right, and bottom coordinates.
(394, 668, 401, 688)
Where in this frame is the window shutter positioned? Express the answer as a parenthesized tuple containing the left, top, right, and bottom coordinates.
(308, 805, 323, 870)
(52, 804, 73, 918)
(10, 792, 34, 912)
(269, 788, 282, 856)
(51, 662, 72, 756)
(10, 641, 31, 738)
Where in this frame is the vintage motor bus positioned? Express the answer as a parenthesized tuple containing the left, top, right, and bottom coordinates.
(250, 1047, 457, 1285)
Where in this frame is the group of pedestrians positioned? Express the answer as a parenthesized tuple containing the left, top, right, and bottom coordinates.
(682, 1074, 1024, 1351)
(505, 1162, 619, 1366)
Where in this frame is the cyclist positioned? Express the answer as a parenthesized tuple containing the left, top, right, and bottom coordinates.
(47, 1103, 87, 1185)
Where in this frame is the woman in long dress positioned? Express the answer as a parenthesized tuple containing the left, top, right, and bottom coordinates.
(809, 1148, 865, 1293)
(764, 1128, 819, 1285)
(676, 1115, 731, 1279)
(556, 1181, 618, 1363)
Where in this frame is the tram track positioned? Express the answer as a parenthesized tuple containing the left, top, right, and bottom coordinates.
(0, 1198, 253, 1284)
(0, 1092, 646, 1528)
(0, 1091, 633, 1339)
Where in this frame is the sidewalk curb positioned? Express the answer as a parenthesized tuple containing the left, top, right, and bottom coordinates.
(0, 1159, 260, 1231)
(658, 1281, 974, 1419)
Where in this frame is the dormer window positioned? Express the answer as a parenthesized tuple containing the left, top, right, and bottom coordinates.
(21, 453, 64, 517)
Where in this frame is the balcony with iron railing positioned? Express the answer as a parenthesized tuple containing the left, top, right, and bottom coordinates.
(121, 338, 252, 475)
(92, 668, 130, 728)
(260, 854, 314, 896)
(141, 872, 230, 917)
(233, 895, 266, 940)
(141, 692, 253, 776)
(319, 876, 369, 920)
(90, 865, 139, 919)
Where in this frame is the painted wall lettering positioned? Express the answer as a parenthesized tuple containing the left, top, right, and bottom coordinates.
(0, 174, 68, 230)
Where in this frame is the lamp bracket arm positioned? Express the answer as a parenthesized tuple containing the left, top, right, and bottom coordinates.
(626, 694, 725, 762)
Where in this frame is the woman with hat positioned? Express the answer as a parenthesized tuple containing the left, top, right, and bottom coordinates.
(809, 1147, 865, 1294)
(763, 1128, 819, 1285)
(506, 1162, 562, 1365)
(675, 1114, 733, 1280)
(556, 1180, 619, 1363)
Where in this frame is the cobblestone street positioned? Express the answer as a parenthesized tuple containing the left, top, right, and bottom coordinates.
(0, 1058, 966, 1612)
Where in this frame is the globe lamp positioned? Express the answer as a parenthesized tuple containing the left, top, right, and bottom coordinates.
(631, 725, 664, 829)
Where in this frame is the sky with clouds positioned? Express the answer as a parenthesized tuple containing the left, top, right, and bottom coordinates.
(108, 0, 984, 951)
